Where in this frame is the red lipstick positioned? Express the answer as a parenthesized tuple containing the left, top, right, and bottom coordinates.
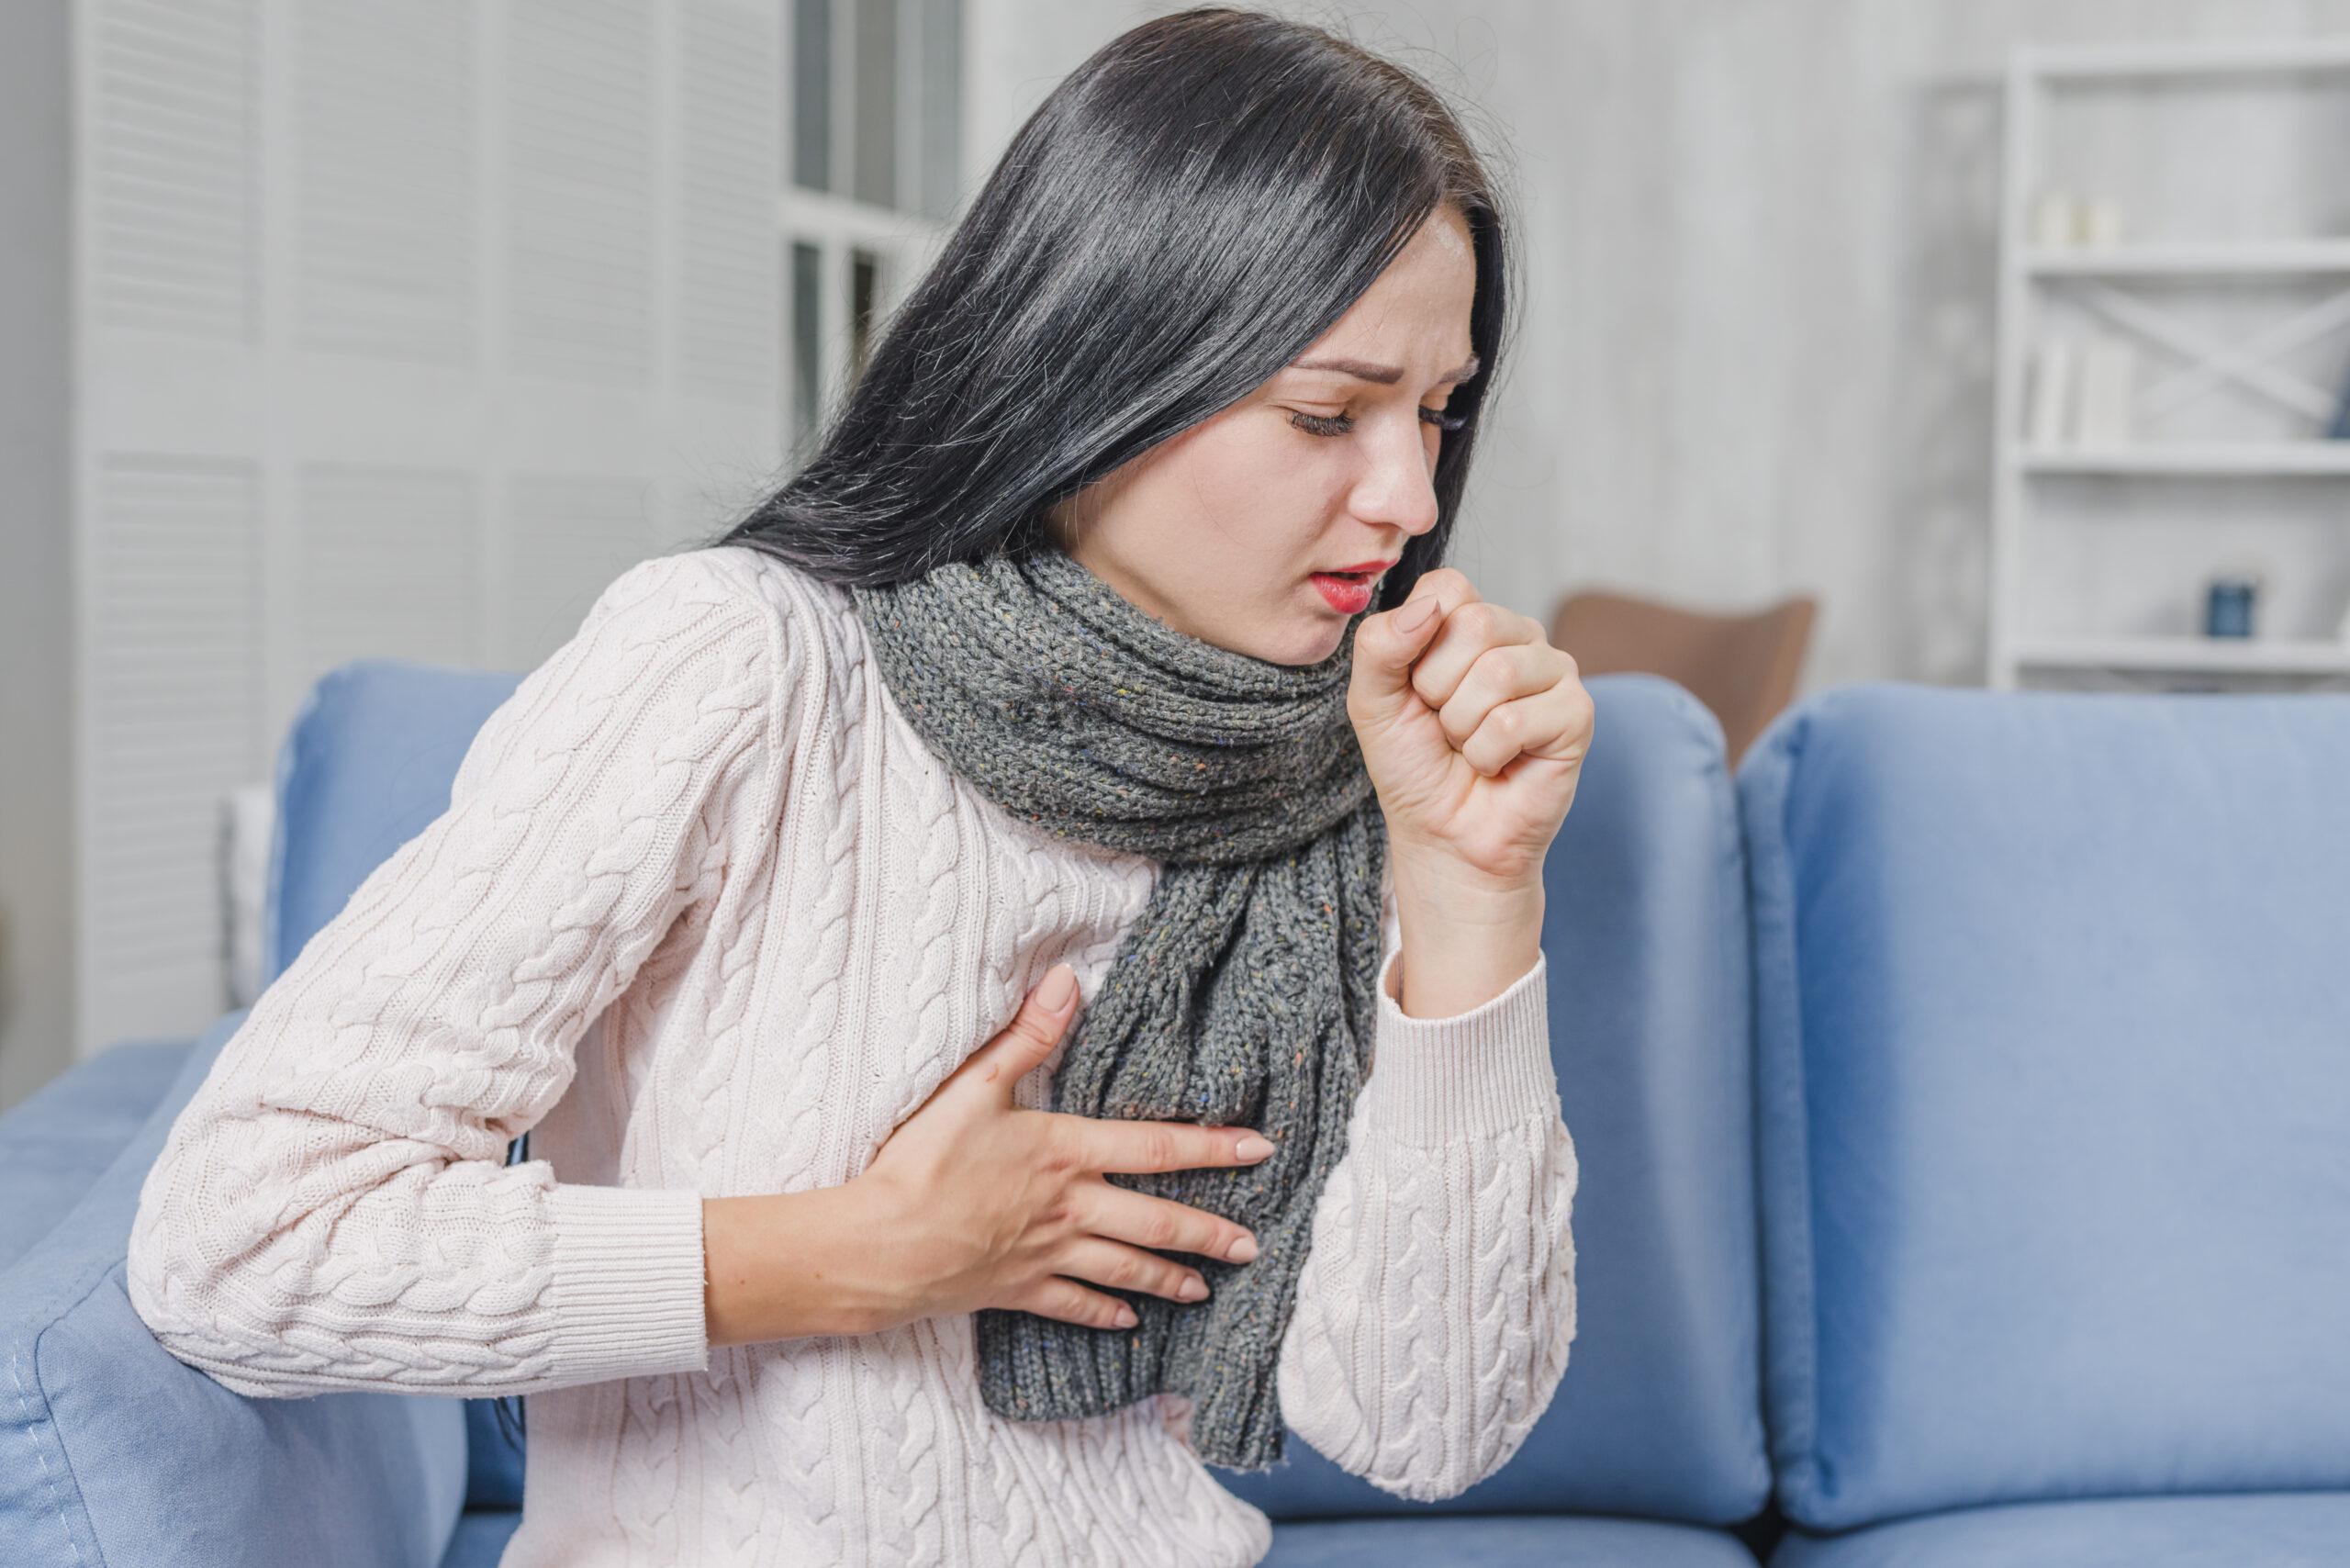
(1307, 559, 1396, 615)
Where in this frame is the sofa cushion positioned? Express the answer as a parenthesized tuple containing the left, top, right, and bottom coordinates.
(1771, 1489, 2350, 1567)
(439, 1507, 1761, 1568)
(1218, 674, 1769, 1524)
(1268, 1513, 1758, 1566)
(1741, 685, 2350, 1531)
(438, 1507, 521, 1568)
(0, 1006, 468, 1568)
(432, 1506, 1759, 1568)
(0, 1038, 191, 1271)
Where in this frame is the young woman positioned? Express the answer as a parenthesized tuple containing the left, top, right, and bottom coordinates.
(128, 8, 1590, 1564)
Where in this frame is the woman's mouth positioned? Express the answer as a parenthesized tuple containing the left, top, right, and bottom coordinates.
(1308, 561, 1393, 615)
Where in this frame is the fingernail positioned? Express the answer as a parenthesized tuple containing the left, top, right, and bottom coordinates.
(1226, 1234, 1259, 1263)
(1235, 1135, 1274, 1160)
(1037, 963, 1075, 1012)
(1178, 1276, 1208, 1301)
(1114, 1305, 1139, 1327)
(1397, 596, 1438, 632)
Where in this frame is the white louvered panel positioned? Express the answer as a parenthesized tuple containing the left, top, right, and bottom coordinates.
(297, 464, 480, 689)
(500, 475, 659, 666)
(506, 0, 656, 385)
(84, 455, 263, 1046)
(678, 0, 780, 404)
(294, 0, 475, 364)
(91, 0, 260, 341)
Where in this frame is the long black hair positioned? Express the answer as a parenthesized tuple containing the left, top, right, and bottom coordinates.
(697, 5, 1519, 614)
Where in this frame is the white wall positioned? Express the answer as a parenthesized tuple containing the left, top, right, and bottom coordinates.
(0, 0, 74, 1117)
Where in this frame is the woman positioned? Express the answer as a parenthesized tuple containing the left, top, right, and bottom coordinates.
(127, 8, 1589, 1564)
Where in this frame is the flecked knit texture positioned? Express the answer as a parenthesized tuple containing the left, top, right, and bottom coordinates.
(849, 547, 1388, 1470)
(124, 544, 1581, 1567)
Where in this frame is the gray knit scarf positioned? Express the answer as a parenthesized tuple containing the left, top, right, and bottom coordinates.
(846, 544, 1388, 1471)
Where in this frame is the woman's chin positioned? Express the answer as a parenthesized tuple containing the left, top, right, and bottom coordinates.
(1181, 593, 1351, 666)
(1247, 615, 1350, 667)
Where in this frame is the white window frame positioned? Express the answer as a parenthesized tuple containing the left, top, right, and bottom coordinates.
(781, 0, 962, 460)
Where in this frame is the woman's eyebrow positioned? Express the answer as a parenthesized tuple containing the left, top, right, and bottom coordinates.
(1287, 353, 1481, 386)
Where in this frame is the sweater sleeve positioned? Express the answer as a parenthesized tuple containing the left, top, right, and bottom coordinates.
(126, 548, 787, 1400)
(1273, 867, 1579, 1499)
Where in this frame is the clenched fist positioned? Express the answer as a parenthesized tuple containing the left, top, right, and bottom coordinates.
(1348, 566, 1594, 890)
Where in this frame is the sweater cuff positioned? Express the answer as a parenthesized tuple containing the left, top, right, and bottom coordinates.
(1360, 946, 1557, 1145)
(546, 1182, 712, 1384)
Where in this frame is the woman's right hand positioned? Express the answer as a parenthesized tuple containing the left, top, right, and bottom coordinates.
(702, 962, 1273, 1347)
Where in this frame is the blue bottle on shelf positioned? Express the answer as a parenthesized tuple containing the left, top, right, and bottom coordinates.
(2206, 577, 2258, 639)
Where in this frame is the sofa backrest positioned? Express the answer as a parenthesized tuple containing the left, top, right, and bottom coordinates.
(270, 661, 1773, 1527)
(1220, 673, 1771, 1524)
(0, 1039, 190, 1272)
(1742, 684, 2350, 1533)
(0, 1007, 468, 1568)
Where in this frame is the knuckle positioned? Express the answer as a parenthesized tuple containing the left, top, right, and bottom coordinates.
(1037, 1122, 1082, 1174)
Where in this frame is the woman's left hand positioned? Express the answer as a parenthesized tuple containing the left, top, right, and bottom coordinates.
(1347, 566, 1594, 890)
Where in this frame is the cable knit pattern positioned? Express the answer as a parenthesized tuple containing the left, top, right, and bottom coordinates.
(124, 543, 1580, 1567)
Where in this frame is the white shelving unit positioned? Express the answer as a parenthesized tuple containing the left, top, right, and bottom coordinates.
(2022, 239, 2350, 276)
(2014, 634, 2350, 677)
(1989, 39, 2350, 692)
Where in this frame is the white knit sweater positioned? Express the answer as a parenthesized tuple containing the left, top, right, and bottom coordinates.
(126, 544, 1580, 1568)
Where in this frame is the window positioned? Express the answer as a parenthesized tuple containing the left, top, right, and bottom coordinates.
(783, 0, 963, 460)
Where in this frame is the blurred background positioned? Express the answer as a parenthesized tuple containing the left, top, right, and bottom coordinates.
(5, 0, 2350, 1114)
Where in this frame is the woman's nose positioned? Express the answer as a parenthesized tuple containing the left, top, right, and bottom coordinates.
(1348, 416, 1442, 538)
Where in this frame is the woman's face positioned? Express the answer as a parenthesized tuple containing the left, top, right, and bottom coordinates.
(1046, 203, 1480, 666)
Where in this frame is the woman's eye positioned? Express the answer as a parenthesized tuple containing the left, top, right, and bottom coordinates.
(1289, 407, 1469, 438)
(1290, 409, 1354, 438)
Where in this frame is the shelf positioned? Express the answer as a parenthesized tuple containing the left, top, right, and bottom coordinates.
(2020, 39, 2350, 82)
(2022, 241, 2350, 276)
(2013, 636, 2350, 676)
(2015, 443, 2350, 476)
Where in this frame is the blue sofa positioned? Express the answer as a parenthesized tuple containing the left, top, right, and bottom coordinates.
(5, 661, 2344, 1566)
